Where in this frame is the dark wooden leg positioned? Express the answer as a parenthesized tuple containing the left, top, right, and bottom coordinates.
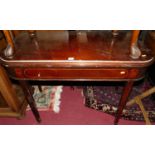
(114, 81, 134, 125)
(38, 85, 42, 92)
(19, 80, 41, 123)
(68, 30, 77, 42)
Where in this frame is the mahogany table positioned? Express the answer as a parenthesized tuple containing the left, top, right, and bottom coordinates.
(0, 30, 154, 124)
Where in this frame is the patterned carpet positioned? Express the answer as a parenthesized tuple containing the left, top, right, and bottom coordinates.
(13, 84, 63, 113)
(32, 86, 63, 113)
(13, 78, 155, 122)
(83, 79, 155, 122)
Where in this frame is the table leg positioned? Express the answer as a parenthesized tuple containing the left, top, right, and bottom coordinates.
(19, 80, 41, 123)
(114, 81, 134, 125)
(38, 85, 42, 92)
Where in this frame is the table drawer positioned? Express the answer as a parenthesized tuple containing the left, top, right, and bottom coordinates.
(14, 68, 140, 80)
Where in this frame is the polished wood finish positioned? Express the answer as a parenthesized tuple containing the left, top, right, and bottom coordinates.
(0, 38, 6, 50)
(28, 30, 36, 39)
(0, 65, 20, 111)
(0, 31, 27, 119)
(0, 65, 27, 118)
(1, 31, 153, 67)
(131, 30, 140, 46)
(13, 68, 142, 80)
(0, 30, 154, 124)
(145, 31, 155, 56)
(114, 81, 134, 124)
(3, 30, 15, 50)
(19, 80, 41, 122)
(0, 31, 6, 51)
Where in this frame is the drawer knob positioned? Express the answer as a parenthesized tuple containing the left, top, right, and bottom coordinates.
(38, 73, 41, 77)
(120, 71, 126, 75)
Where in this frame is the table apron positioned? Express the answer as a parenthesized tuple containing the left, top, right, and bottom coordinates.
(9, 67, 145, 81)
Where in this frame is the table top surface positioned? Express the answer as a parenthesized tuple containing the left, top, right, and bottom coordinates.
(0, 31, 154, 68)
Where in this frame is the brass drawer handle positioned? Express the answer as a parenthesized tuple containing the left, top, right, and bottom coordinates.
(120, 71, 126, 75)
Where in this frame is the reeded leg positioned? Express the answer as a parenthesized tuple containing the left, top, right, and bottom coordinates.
(114, 81, 134, 125)
(19, 80, 41, 123)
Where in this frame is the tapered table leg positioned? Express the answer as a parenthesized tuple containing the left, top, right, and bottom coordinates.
(38, 85, 42, 92)
(114, 81, 134, 125)
(19, 80, 41, 123)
